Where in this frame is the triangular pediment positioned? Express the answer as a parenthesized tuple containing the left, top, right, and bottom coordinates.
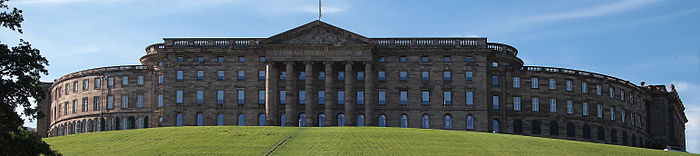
(262, 20, 372, 45)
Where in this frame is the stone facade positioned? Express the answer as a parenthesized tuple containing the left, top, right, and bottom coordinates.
(39, 21, 687, 150)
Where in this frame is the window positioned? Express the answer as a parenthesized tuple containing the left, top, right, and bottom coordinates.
(357, 91, 365, 105)
(73, 81, 78, 92)
(299, 114, 306, 127)
(337, 91, 345, 104)
(400, 91, 408, 105)
(400, 71, 407, 81)
(582, 82, 588, 93)
(466, 116, 474, 130)
(197, 56, 204, 62)
(82, 98, 88, 112)
(444, 115, 452, 129)
(566, 100, 573, 114)
(549, 98, 556, 112)
(258, 114, 265, 126)
(356, 72, 364, 81)
(492, 76, 499, 86)
(422, 115, 430, 129)
(582, 102, 589, 116)
(566, 80, 572, 91)
(379, 115, 386, 127)
(176, 71, 183, 80)
(622, 109, 626, 123)
(492, 62, 499, 67)
(466, 92, 474, 106)
(338, 114, 346, 126)
(297, 90, 307, 104)
(531, 77, 539, 88)
(513, 77, 520, 88)
(218, 71, 224, 80)
(610, 107, 615, 120)
(421, 56, 429, 62)
(238, 56, 245, 62)
(121, 95, 128, 108)
(596, 85, 601, 95)
(176, 90, 183, 104)
(378, 57, 385, 62)
(260, 90, 267, 104)
(107, 95, 114, 109)
(318, 114, 325, 127)
(443, 91, 452, 106)
(378, 71, 386, 81)
(465, 71, 473, 82)
(83, 79, 89, 91)
(400, 115, 408, 128)
(493, 96, 499, 110)
(421, 71, 429, 81)
(196, 71, 204, 80)
(338, 72, 344, 81)
(421, 91, 430, 105)
(176, 113, 183, 126)
(357, 115, 365, 126)
(196, 90, 204, 104)
(238, 114, 245, 126)
(259, 71, 266, 80)
(318, 91, 325, 105)
(532, 98, 539, 112)
(549, 121, 559, 136)
(399, 56, 407, 62)
(122, 76, 128, 86)
(318, 72, 325, 81)
(158, 94, 163, 107)
(259, 56, 266, 62)
(94, 78, 101, 89)
(443, 71, 451, 81)
(597, 104, 603, 118)
(65, 84, 69, 95)
(631, 113, 635, 125)
(513, 97, 521, 111)
(514, 119, 523, 134)
(93, 96, 100, 110)
(378, 91, 386, 105)
(299, 72, 305, 80)
(465, 57, 473, 62)
(609, 87, 614, 98)
(567, 122, 575, 137)
(620, 90, 625, 101)
(158, 75, 163, 84)
(177, 56, 183, 62)
(280, 91, 286, 104)
(443, 56, 451, 62)
(597, 127, 605, 141)
(137, 95, 144, 107)
(218, 114, 224, 126)
(493, 119, 499, 133)
(217, 56, 224, 62)
(532, 120, 541, 134)
(217, 90, 224, 104)
(280, 72, 287, 80)
(549, 79, 556, 90)
(158, 61, 163, 66)
(238, 71, 245, 80)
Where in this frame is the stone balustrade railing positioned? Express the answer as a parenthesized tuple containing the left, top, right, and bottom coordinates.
(54, 65, 150, 84)
(522, 66, 638, 89)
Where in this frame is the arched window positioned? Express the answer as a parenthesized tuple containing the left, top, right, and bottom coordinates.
(197, 113, 204, 126)
(238, 113, 245, 126)
(87, 119, 93, 132)
(566, 122, 575, 137)
(513, 119, 522, 134)
(466, 115, 474, 130)
(444, 114, 452, 129)
(176, 113, 182, 126)
(100, 118, 106, 131)
(531, 120, 541, 134)
(597, 127, 605, 141)
(492, 119, 499, 133)
(158, 117, 163, 127)
(378, 115, 386, 127)
(318, 114, 325, 127)
(128, 116, 136, 130)
(122, 117, 129, 130)
(217, 114, 224, 126)
(357, 114, 365, 127)
(137, 117, 144, 129)
(400, 115, 408, 128)
(422, 115, 431, 129)
(281, 114, 286, 127)
(337, 114, 346, 126)
(114, 117, 120, 130)
(259, 114, 266, 126)
(582, 124, 591, 139)
(610, 129, 618, 144)
(299, 113, 306, 127)
(631, 134, 637, 147)
(622, 131, 628, 146)
(76, 121, 81, 133)
(549, 121, 558, 136)
(143, 116, 149, 128)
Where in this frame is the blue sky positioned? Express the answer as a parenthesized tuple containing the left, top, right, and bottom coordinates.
(2, 0, 699, 152)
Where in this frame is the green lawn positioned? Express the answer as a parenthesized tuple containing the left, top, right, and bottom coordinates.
(43, 126, 692, 155)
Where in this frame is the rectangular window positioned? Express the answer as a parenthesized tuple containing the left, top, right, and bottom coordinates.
(443, 71, 451, 81)
(400, 56, 407, 62)
(443, 56, 451, 62)
(531, 77, 539, 89)
(65, 84, 69, 95)
(318, 72, 325, 80)
(158, 61, 163, 66)
(238, 71, 245, 80)
(198, 56, 204, 62)
(421, 91, 430, 105)
(72, 81, 78, 92)
(196, 90, 204, 104)
(158, 94, 163, 107)
(566, 100, 573, 114)
(609, 87, 614, 98)
(400, 71, 407, 81)
(465, 57, 473, 62)
(443, 91, 452, 105)
(177, 56, 183, 62)
(158, 75, 163, 84)
(122, 76, 128, 86)
(582, 102, 589, 116)
(237, 90, 245, 104)
(299, 72, 306, 80)
(513, 97, 521, 111)
(121, 95, 128, 108)
(298, 90, 306, 104)
(93, 96, 100, 110)
(259, 56, 266, 62)
(378, 57, 385, 62)
(492, 76, 499, 86)
(400, 91, 408, 105)
(259, 71, 266, 80)
(620, 90, 625, 101)
(217, 90, 224, 104)
(582, 82, 588, 93)
(137, 95, 144, 107)
(280, 72, 287, 80)
(465, 71, 473, 82)
(259, 90, 266, 104)
(532, 98, 539, 112)
(197, 71, 204, 80)
(218, 56, 224, 62)
(421, 56, 429, 62)
(566, 80, 572, 91)
(378, 91, 386, 105)
(596, 85, 601, 95)
(357, 91, 365, 105)
(492, 61, 499, 67)
(513, 77, 520, 88)
(610, 107, 615, 120)
(318, 91, 325, 105)
(549, 79, 556, 90)
(83, 79, 89, 91)
(280, 91, 287, 104)
(493, 96, 499, 110)
(357, 72, 364, 81)
(549, 98, 556, 112)
(622, 109, 626, 123)
(107, 95, 114, 109)
(238, 56, 245, 62)
(94, 78, 101, 89)
(218, 71, 224, 80)
(597, 104, 602, 118)
(466, 92, 474, 106)
(337, 91, 345, 104)
(176, 71, 183, 80)
(421, 71, 429, 81)
(176, 90, 183, 104)
(631, 113, 635, 125)
(72, 100, 77, 113)
(82, 98, 88, 112)
(378, 71, 386, 81)
(338, 72, 344, 81)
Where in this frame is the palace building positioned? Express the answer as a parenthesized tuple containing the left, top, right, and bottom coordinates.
(38, 20, 687, 150)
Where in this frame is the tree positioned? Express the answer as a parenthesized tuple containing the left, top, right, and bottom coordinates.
(0, 0, 59, 155)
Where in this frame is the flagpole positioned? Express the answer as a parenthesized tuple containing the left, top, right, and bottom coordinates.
(318, 0, 322, 21)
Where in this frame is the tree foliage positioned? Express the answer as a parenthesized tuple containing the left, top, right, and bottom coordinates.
(0, 0, 59, 155)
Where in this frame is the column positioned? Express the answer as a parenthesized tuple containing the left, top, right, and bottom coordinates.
(265, 62, 279, 126)
(344, 61, 355, 126)
(304, 62, 315, 127)
(284, 62, 298, 127)
(364, 62, 375, 126)
(324, 62, 335, 126)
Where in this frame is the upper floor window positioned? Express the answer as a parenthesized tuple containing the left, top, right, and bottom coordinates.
(121, 76, 128, 86)
(158, 61, 163, 66)
(549, 98, 556, 112)
(378, 91, 386, 105)
(443, 71, 451, 81)
(176, 90, 183, 104)
(82, 79, 89, 91)
(492, 76, 499, 86)
(177, 56, 183, 62)
(378, 57, 385, 62)
(337, 72, 344, 81)
(237, 90, 245, 104)
(197, 71, 204, 80)
(260, 90, 267, 104)
(566, 100, 573, 114)
(137, 95, 144, 108)
(443, 91, 452, 106)
(513, 77, 520, 88)
(582, 82, 588, 93)
(421, 91, 430, 105)
(280, 72, 287, 80)
(399, 56, 407, 62)
(597, 104, 603, 118)
(400, 71, 407, 81)
(197, 56, 204, 62)
(443, 56, 451, 62)
(238, 56, 245, 62)
(620, 90, 625, 101)
(400, 91, 408, 105)
(532, 98, 539, 112)
(337, 91, 345, 104)
(621, 109, 626, 123)
(492, 61, 499, 67)
(73, 81, 78, 92)
(609, 87, 614, 98)
(218, 71, 224, 80)
(217, 56, 224, 62)
(357, 72, 364, 81)
(356, 91, 365, 105)
(94, 78, 101, 89)
(465, 71, 473, 82)
(121, 95, 129, 108)
(238, 71, 245, 80)
(299, 72, 306, 80)
(318, 91, 325, 105)
(465, 57, 473, 62)
(549, 79, 556, 90)
(158, 94, 163, 107)
(196, 90, 204, 104)
(158, 75, 163, 84)
(610, 107, 615, 120)
(466, 92, 474, 106)
(107, 95, 114, 109)
(176, 71, 183, 80)
(596, 85, 602, 95)
(513, 97, 521, 111)
(531, 77, 539, 89)
(217, 91, 224, 104)
(421, 56, 429, 62)
(280, 90, 287, 104)
(318, 72, 325, 81)
(378, 71, 386, 81)
(421, 71, 429, 81)
(565, 80, 572, 91)
(582, 102, 589, 116)
(259, 56, 266, 62)
(259, 71, 266, 80)
(492, 95, 500, 110)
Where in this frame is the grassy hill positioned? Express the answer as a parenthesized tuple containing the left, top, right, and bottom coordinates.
(43, 126, 691, 155)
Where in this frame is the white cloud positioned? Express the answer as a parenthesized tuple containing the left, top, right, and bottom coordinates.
(526, 0, 658, 22)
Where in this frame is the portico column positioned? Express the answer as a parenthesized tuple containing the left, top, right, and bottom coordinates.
(304, 61, 315, 127)
(284, 62, 298, 127)
(265, 62, 279, 126)
(364, 62, 375, 126)
(344, 61, 355, 126)
(324, 62, 335, 127)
